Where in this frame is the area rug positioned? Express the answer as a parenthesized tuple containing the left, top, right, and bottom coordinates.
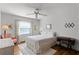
(18, 43, 56, 55)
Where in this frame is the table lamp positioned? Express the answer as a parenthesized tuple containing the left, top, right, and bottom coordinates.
(1, 24, 12, 35)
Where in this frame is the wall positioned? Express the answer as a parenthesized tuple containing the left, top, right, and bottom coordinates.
(0, 4, 41, 43)
(75, 4, 79, 51)
(40, 4, 79, 50)
(1, 12, 40, 43)
(1, 3, 79, 50)
(0, 9, 1, 35)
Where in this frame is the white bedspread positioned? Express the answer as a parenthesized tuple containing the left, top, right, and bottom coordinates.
(26, 34, 56, 54)
(0, 38, 14, 48)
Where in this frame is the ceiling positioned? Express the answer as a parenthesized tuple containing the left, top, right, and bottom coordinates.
(25, 3, 79, 9)
(0, 3, 51, 18)
(0, 3, 79, 18)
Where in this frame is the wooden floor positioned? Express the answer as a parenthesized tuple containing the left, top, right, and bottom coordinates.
(14, 45, 22, 55)
(14, 43, 79, 55)
(52, 45, 79, 55)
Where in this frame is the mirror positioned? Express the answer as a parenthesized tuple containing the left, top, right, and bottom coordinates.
(46, 24, 52, 30)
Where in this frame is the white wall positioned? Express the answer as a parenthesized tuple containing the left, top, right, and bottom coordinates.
(0, 3, 41, 43)
(1, 12, 40, 43)
(40, 4, 79, 50)
(1, 3, 79, 50)
(0, 9, 1, 35)
(74, 4, 79, 51)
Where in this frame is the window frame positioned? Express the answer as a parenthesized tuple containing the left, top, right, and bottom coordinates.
(17, 21, 32, 35)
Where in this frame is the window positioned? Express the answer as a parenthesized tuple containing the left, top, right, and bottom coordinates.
(18, 21, 31, 35)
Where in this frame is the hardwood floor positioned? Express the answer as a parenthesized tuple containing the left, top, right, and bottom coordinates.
(14, 42, 25, 55)
(14, 43, 79, 55)
(14, 44, 22, 55)
(52, 45, 79, 55)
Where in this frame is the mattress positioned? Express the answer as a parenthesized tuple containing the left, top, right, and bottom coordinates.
(26, 34, 56, 54)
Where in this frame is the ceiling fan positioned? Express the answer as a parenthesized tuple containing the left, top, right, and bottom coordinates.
(27, 8, 47, 19)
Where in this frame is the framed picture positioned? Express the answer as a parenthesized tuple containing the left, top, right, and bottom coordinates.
(46, 24, 52, 30)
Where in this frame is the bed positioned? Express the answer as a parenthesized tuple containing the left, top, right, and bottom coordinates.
(26, 34, 57, 54)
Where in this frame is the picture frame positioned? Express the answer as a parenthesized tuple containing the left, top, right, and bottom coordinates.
(46, 24, 52, 30)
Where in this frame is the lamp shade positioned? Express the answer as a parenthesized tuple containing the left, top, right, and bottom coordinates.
(1, 24, 12, 30)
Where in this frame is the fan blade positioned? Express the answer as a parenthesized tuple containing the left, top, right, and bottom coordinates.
(27, 13, 34, 15)
(39, 13, 47, 16)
